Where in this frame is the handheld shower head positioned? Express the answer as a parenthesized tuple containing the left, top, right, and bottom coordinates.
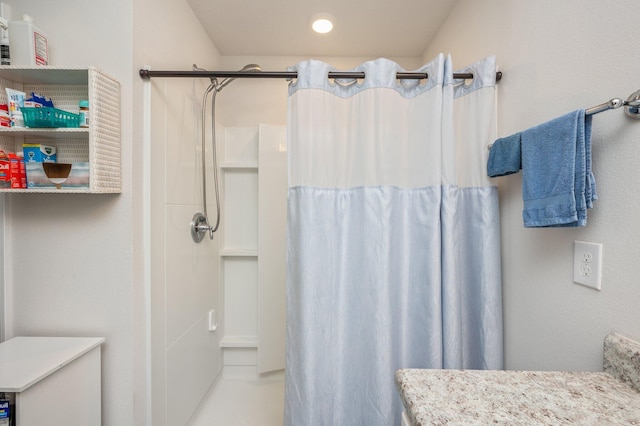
(192, 62, 263, 242)
(216, 63, 262, 91)
(240, 64, 262, 72)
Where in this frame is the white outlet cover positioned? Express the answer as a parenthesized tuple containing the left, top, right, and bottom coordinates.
(573, 241, 603, 291)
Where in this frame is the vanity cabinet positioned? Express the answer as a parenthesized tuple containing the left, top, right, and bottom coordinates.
(0, 66, 120, 193)
(0, 336, 105, 426)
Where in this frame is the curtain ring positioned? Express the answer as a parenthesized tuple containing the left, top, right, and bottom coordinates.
(332, 78, 360, 87)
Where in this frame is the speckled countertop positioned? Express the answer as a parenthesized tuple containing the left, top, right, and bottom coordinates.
(396, 334, 640, 425)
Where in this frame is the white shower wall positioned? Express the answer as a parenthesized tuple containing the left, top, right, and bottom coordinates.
(135, 0, 226, 424)
(148, 76, 222, 425)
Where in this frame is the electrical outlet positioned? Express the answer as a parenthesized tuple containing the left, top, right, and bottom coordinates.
(573, 241, 603, 290)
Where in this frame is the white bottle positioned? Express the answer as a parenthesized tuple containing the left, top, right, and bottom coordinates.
(8, 14, 48, 66)
(0, 18, 9, 66)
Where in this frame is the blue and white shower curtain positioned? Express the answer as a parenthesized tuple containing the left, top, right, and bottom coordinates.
(285, 55, 503, 426)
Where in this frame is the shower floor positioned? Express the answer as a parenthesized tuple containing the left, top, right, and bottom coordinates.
(187, 369, 285, 426)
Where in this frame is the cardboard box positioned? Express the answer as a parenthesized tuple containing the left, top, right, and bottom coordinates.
(23, 143, 56, 163)
(0, 155, 9, 188)
(0, 152, 26, 189)
(25, 162, 89, 189)
(0, 399, 9, 420)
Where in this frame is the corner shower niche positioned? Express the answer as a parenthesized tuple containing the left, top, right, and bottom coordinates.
(219, 124, 286, 375)
(0, 66, 120, 193)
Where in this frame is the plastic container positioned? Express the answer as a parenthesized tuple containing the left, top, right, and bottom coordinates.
(21, 107, 79, 128)
(8, 15, 48, 66)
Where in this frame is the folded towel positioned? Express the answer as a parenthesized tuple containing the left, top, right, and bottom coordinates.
(584, 116, 597, 208)
(487, 133, 522, 177)
(521, 109, 595, 227)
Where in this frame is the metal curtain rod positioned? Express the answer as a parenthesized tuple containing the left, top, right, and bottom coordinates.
(139, 68, 503, 82)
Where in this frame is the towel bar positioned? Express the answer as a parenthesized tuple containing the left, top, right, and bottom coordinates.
(585, 98, 623, 116)
(624, 89, 640, 119)
(488, 88, 640, 150)
(586, 89, 640, 118)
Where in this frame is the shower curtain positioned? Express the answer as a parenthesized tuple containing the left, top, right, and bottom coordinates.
(285, 55, 503, 426)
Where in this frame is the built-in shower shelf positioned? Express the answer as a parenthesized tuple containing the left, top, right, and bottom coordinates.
(220, 161, 258, 170)
(219, 125, 287, 374)
(220, 336, 258, 348)
(220, 249, 258, 257)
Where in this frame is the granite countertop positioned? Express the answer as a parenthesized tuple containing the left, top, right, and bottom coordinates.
(396, 334, 640, 425)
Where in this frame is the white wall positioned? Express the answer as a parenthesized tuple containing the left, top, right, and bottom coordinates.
(1, 1, 135, 425)
(424, 0, 640, 371)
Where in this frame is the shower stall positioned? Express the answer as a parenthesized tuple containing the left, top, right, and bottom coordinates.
(144, 62, 288, 425)
(143, 57, 500, 424)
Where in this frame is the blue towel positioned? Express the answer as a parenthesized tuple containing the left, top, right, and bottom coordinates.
(487, 133, 522, 177)
(521, 109, 595, 227)
(584, 117, 597, 208)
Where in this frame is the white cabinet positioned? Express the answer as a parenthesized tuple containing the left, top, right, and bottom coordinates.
(0, 66, 120, 193)
(0, 336, 105, 426)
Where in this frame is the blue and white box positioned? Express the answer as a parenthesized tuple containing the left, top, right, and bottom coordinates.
(0, 399, 9, 423)
(23, 143, 56, 163)
(25, 162, 89, 189)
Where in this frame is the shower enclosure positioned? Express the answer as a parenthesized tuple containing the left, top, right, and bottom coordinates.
(146, 73, 221, 426)
(144, 64, 287, 425)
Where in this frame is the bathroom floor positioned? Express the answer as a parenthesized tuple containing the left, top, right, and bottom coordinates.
(187, 371, 285, 426)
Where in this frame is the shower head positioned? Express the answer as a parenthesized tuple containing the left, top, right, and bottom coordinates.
(193, 64, 219, 86)
(240, 64, 262, 72)
(216, 63, 262, 91)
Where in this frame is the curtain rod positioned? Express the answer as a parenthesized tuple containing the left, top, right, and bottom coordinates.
(139, 69, 503, 82)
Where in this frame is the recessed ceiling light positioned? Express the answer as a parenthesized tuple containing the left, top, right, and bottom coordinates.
(309, 13, 336, 34)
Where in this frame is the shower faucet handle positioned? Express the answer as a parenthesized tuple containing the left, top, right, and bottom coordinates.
(191, 212, 214, 243)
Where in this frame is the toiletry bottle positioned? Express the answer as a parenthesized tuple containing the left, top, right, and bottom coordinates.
(79, 100, 89, 128)
(8, 14, 48, 66)
(0, 17, 9, 65)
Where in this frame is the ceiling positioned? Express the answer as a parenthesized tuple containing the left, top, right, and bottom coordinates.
(185, 0, 459, 58)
